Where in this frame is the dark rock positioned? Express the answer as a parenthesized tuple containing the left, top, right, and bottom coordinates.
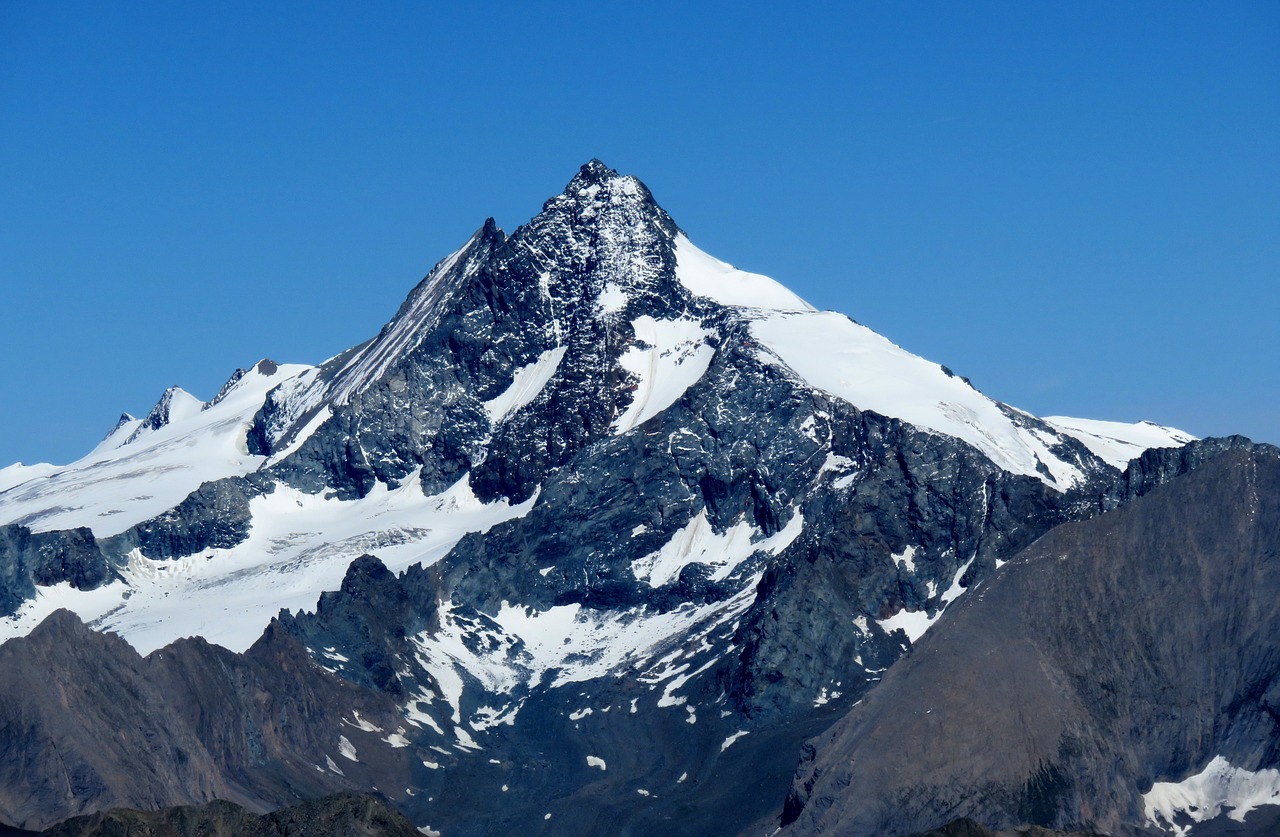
(776, 443, 1280, 837)
(104, 476, 264, 561)
(900, 818, 1106, 837)
(1, 162, 1243, 837)
(0, 610, 429, 831)
(38, 792, 419, 837)
(0, 525, 113, 615)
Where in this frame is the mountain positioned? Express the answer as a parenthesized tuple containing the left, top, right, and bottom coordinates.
(1, 161, 1263, 836)
(36, 793, 419, 836)
(775, 440, 1280, 837)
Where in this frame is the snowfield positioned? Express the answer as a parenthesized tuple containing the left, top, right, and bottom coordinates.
(0, 361, 311, 537)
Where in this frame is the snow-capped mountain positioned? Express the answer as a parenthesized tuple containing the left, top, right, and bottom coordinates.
(0, 161, 1186, 652)
(4, 162, 1267, 837)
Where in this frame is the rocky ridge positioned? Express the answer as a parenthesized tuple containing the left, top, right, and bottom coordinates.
(0, 162, 1245, 836)
(775, 441, 1280, 837)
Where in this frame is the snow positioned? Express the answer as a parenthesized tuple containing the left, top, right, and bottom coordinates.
(652, 657, 718, 708)
(483, 346, 567, 423)
(471, 704, 519, 731)
(613, 316, 715, 433)
(893, 545, 918, 574)
(338, 735, 358, 761)
(586, 755, 607, 771)
(630, 509, 804, 587)
(877, 608, 935, 645)
(877, 557, 974, 644)
(0, 580, 130, 644)
(263, 405, 332, 468)
(720, 731, 750, 751)
(1143, 756, 1280, 835)
(347, 711, 380, 732)
(0, 462, 57, 494)
(596, 282, 628, 315)
(674, 235, 813, 311)
(0, 471, 538, 654)
(817, 453, 860, 490)
(325, 233, 481, 406)
(0, 362, 311, 537)
(1045, 416, 1195, 470)
(407, 582, 763, 727)
(492, 596, 740, 689)
(751, 311, 1084, 488)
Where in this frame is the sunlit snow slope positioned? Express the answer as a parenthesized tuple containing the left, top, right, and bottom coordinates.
(0, 361, 311, 537)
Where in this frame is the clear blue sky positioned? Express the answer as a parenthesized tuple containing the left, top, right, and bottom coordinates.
(2, 1, 1277, 466)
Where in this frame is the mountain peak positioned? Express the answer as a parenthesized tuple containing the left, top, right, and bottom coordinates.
(548, 160, 662, 220)
(573, 158, 619, 185)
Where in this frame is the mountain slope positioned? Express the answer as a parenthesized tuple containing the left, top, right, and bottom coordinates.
(0, 161, 1205, 836)
(0, 607, 429, 830)
(0, 161, 1186, 654)
(37, 793, 419, 837)
(776, 439, 1280, 837)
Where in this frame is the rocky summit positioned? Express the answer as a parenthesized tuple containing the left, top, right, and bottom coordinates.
(0, 162, 1272, 836)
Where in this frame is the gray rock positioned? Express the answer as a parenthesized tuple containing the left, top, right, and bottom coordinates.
(776, 441, 1280, 837)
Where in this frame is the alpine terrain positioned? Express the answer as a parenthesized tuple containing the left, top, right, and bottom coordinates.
(0, 162, 1275, 837)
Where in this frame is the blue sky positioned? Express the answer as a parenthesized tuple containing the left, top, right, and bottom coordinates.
(2, 1, 1277, 466)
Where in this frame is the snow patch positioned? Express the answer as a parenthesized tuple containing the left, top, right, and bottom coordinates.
(338, 735, 358, 762)
(893, 545, 918, 574)
(613, 316, 714, 433)
(347, 711, 380, 732)
(631, 510, 803, 587)
(586, 755, 607, 771)
(877, 557, 974, 644)
(483, 346, 567, 423)
(407, 583, 762, 729)
(596, 282, 628, 315)
(720, 731, 750, 751)
(1143, 756, 1280, 835)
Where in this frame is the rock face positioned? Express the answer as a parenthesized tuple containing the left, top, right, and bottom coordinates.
(39, 792, 419, 837)
(901, 820, 1105, 837)
(0, 525, 111, 614)
(0, 610, 420, 830)
(776, 442, 1280, 837)
(0, 162, 1250, 836)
